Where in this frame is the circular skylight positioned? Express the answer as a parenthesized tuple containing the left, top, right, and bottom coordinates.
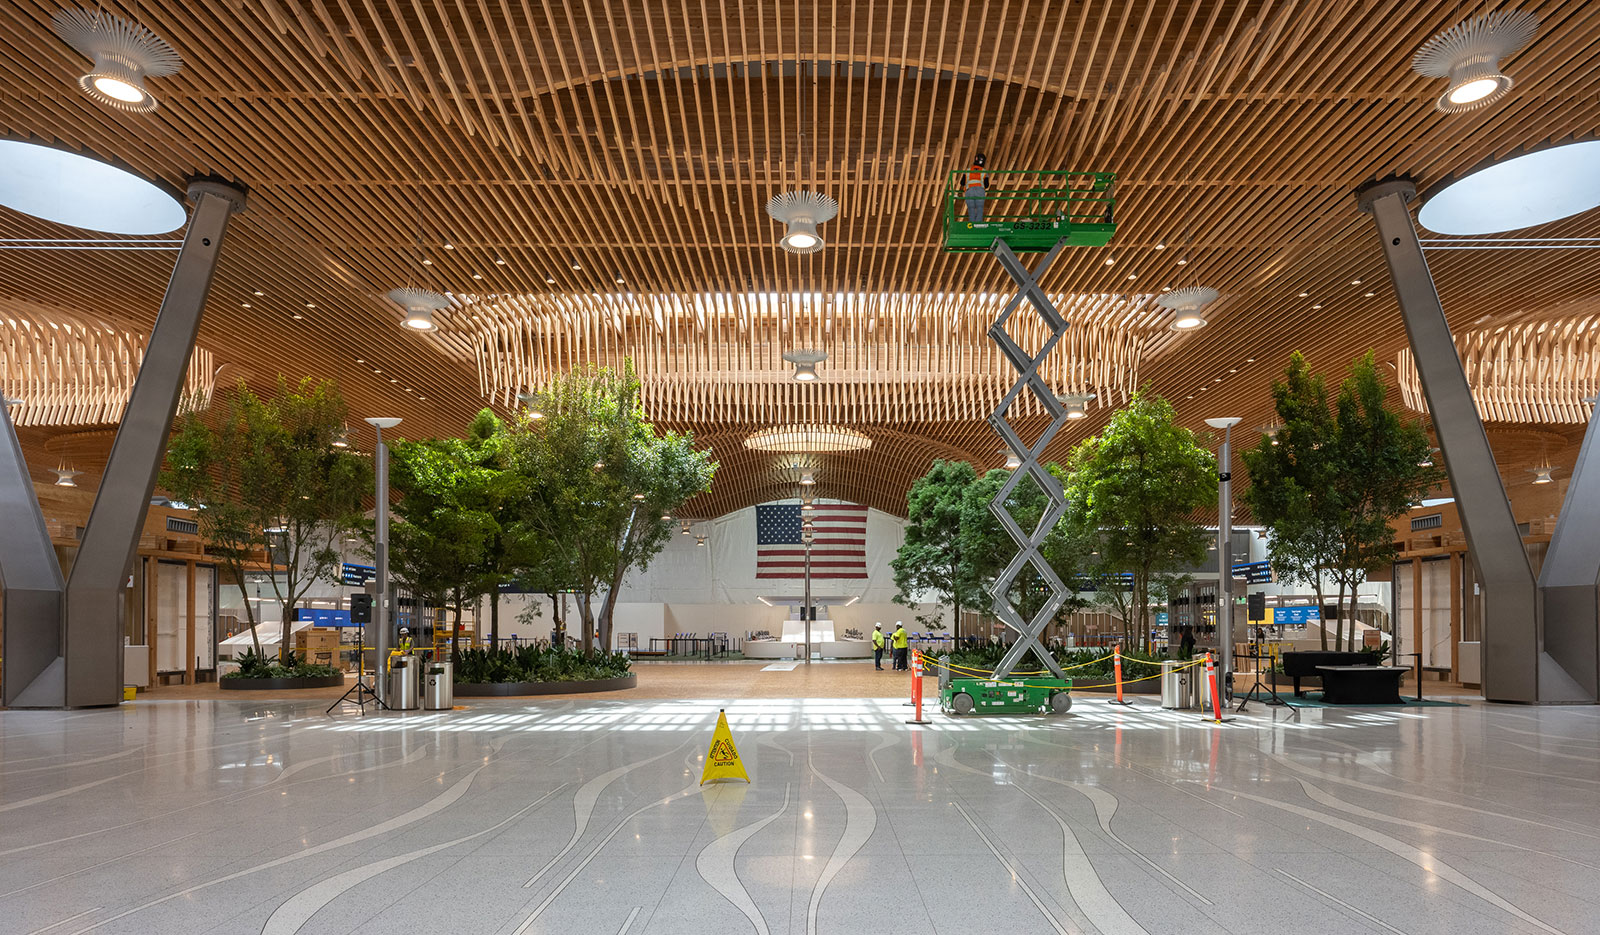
(1419, 140, 1600, 235)
(0, 140, 185, 234)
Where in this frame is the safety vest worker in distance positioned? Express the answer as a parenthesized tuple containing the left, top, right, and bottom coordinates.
(965, 166, 985, 188)
(892, 628, 909, 649)
(872, 630, 885, 649)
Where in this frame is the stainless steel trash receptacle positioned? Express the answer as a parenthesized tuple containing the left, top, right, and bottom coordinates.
(1158, 656, 1184, 707)
(424, 661, 454, 710)
(387, 655, 420, 710)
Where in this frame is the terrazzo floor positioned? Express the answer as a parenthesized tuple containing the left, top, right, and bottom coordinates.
(3, 688, 1598, 934)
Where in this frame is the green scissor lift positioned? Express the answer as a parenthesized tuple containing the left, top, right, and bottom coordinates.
(938, 657, 1074, 715)
(942, 168, 1116, 253)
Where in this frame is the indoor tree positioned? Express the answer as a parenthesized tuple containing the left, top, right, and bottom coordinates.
(163, 376, 370, 662)
(1065, 389, 1215, 648)
(509, 363, 715, 654)
(1241, 351, 1344, 649)
(891, 460, 982, 636)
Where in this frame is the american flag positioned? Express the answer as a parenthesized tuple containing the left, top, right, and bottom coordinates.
(755, 502, 868, 579)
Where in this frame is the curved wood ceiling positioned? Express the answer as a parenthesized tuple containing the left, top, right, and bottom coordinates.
(1, 0, 1598, 517)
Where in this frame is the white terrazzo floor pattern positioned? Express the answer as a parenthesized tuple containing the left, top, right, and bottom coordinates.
(2, 695, 1599, 934)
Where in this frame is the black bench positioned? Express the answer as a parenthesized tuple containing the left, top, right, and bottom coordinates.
(1317, 665, 1409, 704)
(1281, 651, 1371, 697)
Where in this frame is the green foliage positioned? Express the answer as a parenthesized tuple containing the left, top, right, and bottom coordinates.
(223, 648, 339, 679)
(891, 460, 979, 632)
(1360, 639, 1392, 664)
(162, 376, 371, 661)
(945, 645, 1165, 680)
(1243, 351, 1441, 649)
(507, 363, 716, 653)
(452, 645, 632, 683)
(1065, 389, 1215, 644)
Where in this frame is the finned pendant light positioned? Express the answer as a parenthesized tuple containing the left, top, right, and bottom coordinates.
(53, 7, 181, 113)
(1158, 286, 1219, 331)
(767, 191, 838, 254)
(782, 348, 827, 382)
(1412, 10, 1539, 113)
(53, 466, 82, 487)
(388, 287, 448, 332)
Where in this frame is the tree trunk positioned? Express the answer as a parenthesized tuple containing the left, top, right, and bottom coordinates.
(451, 590, 462, 660)
(1314, 581, 1329, 650)
(490, 591, 500, 650)
(1335, 580, 1347, 652)
(578, 594, 595, 656)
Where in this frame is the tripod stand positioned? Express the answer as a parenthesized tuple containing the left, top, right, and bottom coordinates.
(1234, 631, 1291, 714)
(328, 629, 388, 715)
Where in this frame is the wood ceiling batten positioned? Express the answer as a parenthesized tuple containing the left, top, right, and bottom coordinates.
(0, 0, 1595, 516)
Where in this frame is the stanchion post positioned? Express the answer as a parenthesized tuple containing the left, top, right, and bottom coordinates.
(907, 649, 932, 725)
(1108, 642, 1134, 707)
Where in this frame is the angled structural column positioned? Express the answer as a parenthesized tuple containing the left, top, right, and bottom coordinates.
(986, 238, 1071, 681)
(0, 400, 67, 706)
(1355, 177, 1590, 703)
(1534, 399, 1600, 702)
(3, 179, 247, 708)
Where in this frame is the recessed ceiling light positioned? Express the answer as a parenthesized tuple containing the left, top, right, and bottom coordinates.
(292, 314, 304, 320)
(418, 396, 426, 401)
(1297, 292, 1310, 298)
(1312, 304, 1323, 309)
(389, 378, 398, 383)
(422, 257, 433, 266)
(1175, 256, 1188, 266)
(1161, 286, 1171, 291)
(1154, 243, 1165, 250)
(1412, 10, 1538, 113)
(472, 273, 482, 280)
(52, 8, 180, 113)
(1213, 377, 1223, 383)
(1419, 139, 1600, 235)
(1228, 368, 1238, 373)
(1103, 257, 1115, 266)
(355, 358, 364, 363)
(442, 241, 454, 250)
(571, 262, 582, 270)
(615, 276, 625, 284)
(1245, 358, 1255, 362)
(1350, 279, 1362, 285)
(1126, 273, 1137, 280)
(545, 277, 556, 284)
(241, 302, 250, 307)
(1364, 292, 1376, 297)
(0, 140, 186, 234)
(253, 290, 264, 296)
(494, 256, 506, 265)
(305, 303, 315, 308)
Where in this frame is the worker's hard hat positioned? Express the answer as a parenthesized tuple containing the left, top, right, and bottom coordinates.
(874, 622, 882, 628)
(973, 153, 986, 166)
(398, 627, 410, 635)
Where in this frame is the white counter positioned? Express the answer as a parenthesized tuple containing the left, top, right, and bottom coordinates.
(744, 640, 873, 659)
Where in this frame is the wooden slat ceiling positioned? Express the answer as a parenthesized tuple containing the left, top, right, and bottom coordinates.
(1, 0, 1598, 517)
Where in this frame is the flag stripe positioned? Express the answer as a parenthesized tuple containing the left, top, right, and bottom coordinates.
(755, 500, 868, 580)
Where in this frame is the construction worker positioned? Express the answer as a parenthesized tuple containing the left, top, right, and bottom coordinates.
(892, 621, 909, 670)
(964, 153, 988, 223)
(397, 626, 413, 655)
(872, 622, 886, 670)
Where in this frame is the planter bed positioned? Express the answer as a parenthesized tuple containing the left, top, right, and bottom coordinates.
(1070, 676, 1161, 694)
(454, 674, 636, 696)
(220, 674, 346, 691)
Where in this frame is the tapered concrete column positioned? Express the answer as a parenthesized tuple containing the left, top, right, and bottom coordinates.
(1354, 177, 1571, 703)
(1536, 399, 1600, 701)
(3, 178, 247, 708)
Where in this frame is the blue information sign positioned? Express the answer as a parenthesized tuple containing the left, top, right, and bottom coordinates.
(1274, 604, 1322, 625)
(296, 608, 356, 628)
(341, 563, 376, 586)
(1231, 561, 1273, 584)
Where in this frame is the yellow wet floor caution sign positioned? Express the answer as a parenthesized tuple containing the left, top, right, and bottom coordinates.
(700, 708, 750, 785)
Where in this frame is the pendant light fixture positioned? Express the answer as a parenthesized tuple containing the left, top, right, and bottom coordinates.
(1530, 465, 1554, 485)
(331, 425, 351, 449)
(1412, 10, 1538, 113)
(53, 466, 82, 487)
(1158, 286, 1220, 331)
(388, 287, 448, 332)
(782, 349, 827, 382)
(53, 7, 181, 113)
(1056, 392, 1096, 420)
(799, 470, 816, 486)
(767, 191, 839, 254)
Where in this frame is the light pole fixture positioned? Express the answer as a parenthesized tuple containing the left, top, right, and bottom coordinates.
(332, 425, 351, 449)
(1158, 286, 1219, 331)
(364, 416, 401, 705)
(1057, 392, 1096, 420)
(1205, 416, 1242, 703)
(387, 287, 448, 332)
(782, 349, 827, 382)
(1412, 9, 1539, 113)
(52, 7, 182, 113)
(766, 191, 839, 254)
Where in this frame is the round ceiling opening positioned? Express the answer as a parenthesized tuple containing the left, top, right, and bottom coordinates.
(1419, 140, 1600, 235)
(0, 140, 186, 234)
(745, 424, 872, 453)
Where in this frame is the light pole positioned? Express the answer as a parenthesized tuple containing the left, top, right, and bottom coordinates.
(365, 417, 401, 704)
(1205, 417, 1241, 701)
(802, 518, 815, 665)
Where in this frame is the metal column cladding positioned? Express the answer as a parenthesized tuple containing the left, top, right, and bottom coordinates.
(1536, 399, 1600, 701)
(2, 178, 247, 708)
(1354, 177, 1578, 704)
(984, 238, 1071, 681)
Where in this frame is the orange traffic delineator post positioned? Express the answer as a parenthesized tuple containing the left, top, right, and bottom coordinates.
(907, 649, 933, 725)
(1107, 643, 1134, 707)
(1203, 651, 1234, 723)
